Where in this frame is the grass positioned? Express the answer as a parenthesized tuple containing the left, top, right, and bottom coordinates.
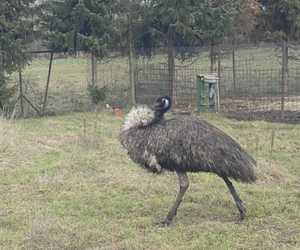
(1, 111, 300, 249)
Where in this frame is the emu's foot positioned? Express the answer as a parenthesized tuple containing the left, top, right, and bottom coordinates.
(153, 218, 172, 227)
(239, 212, 246, 221)
(239, 207, 246, 221)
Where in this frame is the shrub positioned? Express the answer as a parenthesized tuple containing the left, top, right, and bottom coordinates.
(88, 84, 108, 105)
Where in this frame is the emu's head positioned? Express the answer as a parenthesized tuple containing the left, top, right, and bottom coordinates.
(153, 96, 171, 119)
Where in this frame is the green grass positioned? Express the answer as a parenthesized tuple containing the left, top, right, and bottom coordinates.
(1, 111, 300, 249)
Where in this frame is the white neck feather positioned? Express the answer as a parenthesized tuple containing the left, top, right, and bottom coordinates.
(122, 105, 156, 131)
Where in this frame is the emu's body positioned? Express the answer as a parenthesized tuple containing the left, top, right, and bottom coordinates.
(119, 97, 256, 226)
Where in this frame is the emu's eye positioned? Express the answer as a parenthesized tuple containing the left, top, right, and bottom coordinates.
(162, 98, 169, 108)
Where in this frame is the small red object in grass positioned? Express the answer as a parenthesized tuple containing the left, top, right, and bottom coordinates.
(114, 109, 122, 115)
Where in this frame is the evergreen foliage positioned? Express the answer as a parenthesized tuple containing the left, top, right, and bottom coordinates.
(139, 0, 240, 57)
(0, 0, 39, 74)
(40, 0, 118, 57)
(0, 0, 40, 112)
(113, 0, 149, 52)
(254, 0, 300, 42)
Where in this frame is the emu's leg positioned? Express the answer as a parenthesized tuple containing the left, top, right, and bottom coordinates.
(221, 175, 246, 220)
(154, 171, 189, 226)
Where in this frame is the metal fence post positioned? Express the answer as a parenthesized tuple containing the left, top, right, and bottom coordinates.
(42, 51, 53, 114)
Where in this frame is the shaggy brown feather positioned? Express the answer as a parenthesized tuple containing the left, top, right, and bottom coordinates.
(120, 108, 256, 183)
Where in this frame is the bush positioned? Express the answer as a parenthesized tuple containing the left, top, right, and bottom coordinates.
(88, 84, 108, 105)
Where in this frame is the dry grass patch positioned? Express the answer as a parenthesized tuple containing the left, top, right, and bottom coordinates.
(0, 117, 35, 170)
(255, 158, 294, 188)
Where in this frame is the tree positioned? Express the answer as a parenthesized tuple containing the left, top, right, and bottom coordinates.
(253, 0, 300, 104)
(139, 0, 240, 99)
(230, 0, 258, 43)
(113, 0, 150, 103)
(254, 0, 300, 42)
(40, 0, 119, 109)
(0, 0, 40, 111)
(40, 0, 118, 57)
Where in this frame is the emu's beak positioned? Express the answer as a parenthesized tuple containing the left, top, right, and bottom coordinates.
(152, 101, 161, 110)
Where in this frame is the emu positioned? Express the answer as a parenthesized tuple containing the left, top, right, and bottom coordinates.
(119, 96, 256, 226)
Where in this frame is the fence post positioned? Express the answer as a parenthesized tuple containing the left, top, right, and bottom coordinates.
(232, 42, 236, 93)
(42, 51, 53, 114)
(281, 41, 287, 119)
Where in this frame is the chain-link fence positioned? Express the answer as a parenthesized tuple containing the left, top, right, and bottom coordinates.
(8, 51, 130, 117)
(6, 42, 300, 122)
(134, 43, 300, 123)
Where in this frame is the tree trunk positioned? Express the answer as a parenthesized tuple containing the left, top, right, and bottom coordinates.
(128, 24, 135, 104)
(210, 44, 217, 73)
(281, 40, 288, 118)
(92, 53, 97, 87)
(217, 44, 221, 106)
(91, 53, 97, 110)
(168, 45, 175, 104)
(0, 49, 4, 78)
(283, 41, 288, 95)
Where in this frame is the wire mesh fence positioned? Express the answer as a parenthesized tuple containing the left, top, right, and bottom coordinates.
(134, 43, 300, 123)
(5, 42, 300, 122)
(8, 51, 131, 117)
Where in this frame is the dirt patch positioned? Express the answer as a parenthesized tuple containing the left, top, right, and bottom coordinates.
(172, 99, 300, 124)
(172, 100, 197, 114)
(221, 97, 300, 124)
(224, 110, 300, 124)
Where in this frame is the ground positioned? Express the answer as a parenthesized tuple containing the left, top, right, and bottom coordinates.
(172, 99, 300, 124)
(224, 110, 300, 124)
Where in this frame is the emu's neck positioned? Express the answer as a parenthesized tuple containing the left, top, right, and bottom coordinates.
(122, 105, 162, 131)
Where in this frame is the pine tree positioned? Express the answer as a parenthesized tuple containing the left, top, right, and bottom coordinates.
(253, 0, 300, 42)
(40, 0, 117, 57)
(0, 0, 40, 111)
(138, 0, 239, 98)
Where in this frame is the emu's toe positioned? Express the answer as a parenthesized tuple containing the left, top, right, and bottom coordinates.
(153, 219, 172, 227)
